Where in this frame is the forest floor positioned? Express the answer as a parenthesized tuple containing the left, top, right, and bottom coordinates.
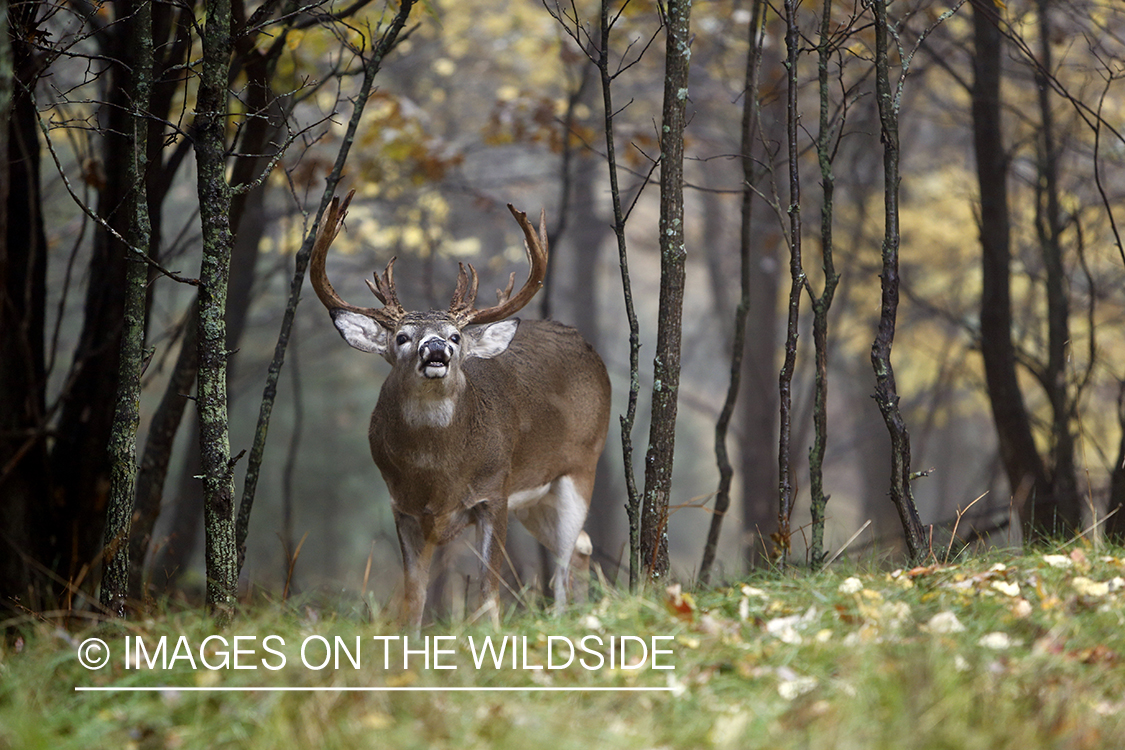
(3, 543, 1124, 749)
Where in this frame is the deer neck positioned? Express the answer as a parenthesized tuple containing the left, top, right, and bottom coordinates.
(395, 368, 469, 430)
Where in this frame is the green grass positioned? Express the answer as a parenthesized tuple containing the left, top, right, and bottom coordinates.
(3, 546, 1125, 749)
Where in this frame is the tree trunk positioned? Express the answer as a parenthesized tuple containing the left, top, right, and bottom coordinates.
(640, 0, 691, 583)
(47, 2, 139, 603)
(807, 0, 841, 567)
(776, 0, 805, 564)
(100, 0, 154, 616)
(126, 2, 197, 603)
(194, 0, 238, 622)
(871, 0, 926, 562)
(700, 0, 763, 583)
(594, 0, 643, 589)
(0, 3, 49, 608)
(969, 0, 1049, 542)
(1029, 0, 1081, 539)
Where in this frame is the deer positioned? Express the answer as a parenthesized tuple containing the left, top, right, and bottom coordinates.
(309, 191, 611, 630)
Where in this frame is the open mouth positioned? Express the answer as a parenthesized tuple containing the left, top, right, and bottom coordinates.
(421, 360, 448, 378)
(418, 338, 453, 378)
(420, 350, 451, 378)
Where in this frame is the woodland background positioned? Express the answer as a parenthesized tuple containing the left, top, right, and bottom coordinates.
(2, 0, 1125, 618)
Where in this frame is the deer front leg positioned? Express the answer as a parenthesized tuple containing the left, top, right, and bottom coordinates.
(475, 500, 508, 628)
(394, 512, 434, 632)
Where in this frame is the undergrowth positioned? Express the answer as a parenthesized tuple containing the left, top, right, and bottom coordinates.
(2, 544, 1123, 749)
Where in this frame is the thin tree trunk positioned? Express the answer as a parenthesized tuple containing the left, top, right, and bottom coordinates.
(595, 0, 644, 590)
(871, 0, 926, 562)
(235, 0, 417, 576)
(776, 0, 804, 564)
(125, 3, 198, 602)
(640, 0, 691, 582)
(700, 0, 762, 584)
(1029, 0, 1081, 539)
(807, 0, 841, 566)
(195, 0, 238, 622)
(970, 0, 1047, 542)
(100, 0, 153, 616)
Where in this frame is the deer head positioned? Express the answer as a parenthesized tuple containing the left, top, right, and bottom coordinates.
(310, 192, 610, 630)
(310, 190, 547, 365)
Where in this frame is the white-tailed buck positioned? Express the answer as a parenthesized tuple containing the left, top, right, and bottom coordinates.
(310, 191, 611, 629)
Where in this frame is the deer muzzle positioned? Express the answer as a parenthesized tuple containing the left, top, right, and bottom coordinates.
(418, 338, 453, 378)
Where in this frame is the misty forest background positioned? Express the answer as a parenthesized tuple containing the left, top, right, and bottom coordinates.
(3, 0, 1125, 620)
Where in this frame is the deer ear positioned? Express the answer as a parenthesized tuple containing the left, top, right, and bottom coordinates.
(463, 319, 518, 360)
(330, 310, 390, 355)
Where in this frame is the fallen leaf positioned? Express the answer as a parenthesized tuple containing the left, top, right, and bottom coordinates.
(776, 668, 818, 700)
(766, 616, 804, 645)
(766, 606, 818, 645)
(905, 564, 945, 578)
(1010, 598, 1033, 618)
(924, 611, 966, 634)
(991, 580, 1020, 597)
(665, 584, 696, 621)
(1041, 554, 1072, 568)
(979, 632, 1019, 649)
(1072, 577, 1110, 597)
(838, 577, 863, 595)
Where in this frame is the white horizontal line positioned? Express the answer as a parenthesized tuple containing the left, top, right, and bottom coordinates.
(75, 686, 673, 693)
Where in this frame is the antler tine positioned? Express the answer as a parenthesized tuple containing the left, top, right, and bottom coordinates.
(309, 190, 406, 330)
(461, 205, 549, 325)
(366, 257, 394, 305)
(449, 262, 480, 323)
(364, 257, 406, 329)
(495, 272, 516, 305)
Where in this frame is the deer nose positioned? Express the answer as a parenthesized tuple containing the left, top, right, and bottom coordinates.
(419, 338, 452, 366)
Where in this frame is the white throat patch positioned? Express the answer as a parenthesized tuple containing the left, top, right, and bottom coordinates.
(402, 397, 456, 428)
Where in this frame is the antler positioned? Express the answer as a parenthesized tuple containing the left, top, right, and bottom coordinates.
(309, 190, 405, 330)
(449, 205, 549, 326)
(365, 257, 407, 328)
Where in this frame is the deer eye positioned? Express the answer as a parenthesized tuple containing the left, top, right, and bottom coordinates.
(396, 333, 410, 346)
(449, 333, 461, 345)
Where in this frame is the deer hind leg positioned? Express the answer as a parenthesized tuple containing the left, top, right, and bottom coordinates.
(394, 512, 435, 632)
(515, 475, 590, 611)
